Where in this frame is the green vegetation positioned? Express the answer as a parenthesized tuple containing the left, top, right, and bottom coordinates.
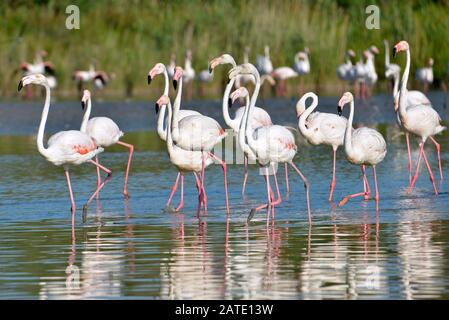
(0, 0, 448, 99)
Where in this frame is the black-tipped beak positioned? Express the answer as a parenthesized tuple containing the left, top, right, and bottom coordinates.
(228, 98, 233, 109)
(392, 47, 397, 59)
(155, 103, 160, 114)
(208, 65, 213, 74)
(81, 101, 86, 110)
(147, 75, 152, 85)
(18, 80, 23, 92)
(337, 106, 342, 116)
(173, 80, 178, 91)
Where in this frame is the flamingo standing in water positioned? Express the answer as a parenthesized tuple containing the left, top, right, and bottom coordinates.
(293, 48, 310, 95)
(393, 40, 445, 193)
(20, 50, 57, 98)
(73, 64, 109, 95)
(337, 92, 387, 207)
(297, 92, 348, 201)
(256, 45, 273, 76)
(209, 54, 275, 195)
(415, 58, 434, 93)
(271, 66, 298, 97)
(336, 49, 356, 91)
(183, 50, 195, 100)
(229, 64, 311, 223)
(80, 90, 134, 198)
(171, 66, 229, 213)
(155, 94, 210, 211)
(18, 74, 112, 225)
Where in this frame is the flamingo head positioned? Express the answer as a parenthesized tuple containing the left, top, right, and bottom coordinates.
(81, 90, 91, 110)
(392, 41, 409, 58)
(155, 95, 170, 114)
(296, 92, 318, 118)
(230, 87, 249, 102)
(369, 45, 379, 55)
(148, 63, 166, 85)
(18, 74, 48, 91)
(428, 58, 434, 66)
(337, 92, 353, 116)
(229, 63, 259, 81)
(208, 54, 235, 73)
(347, 49, 356, 58)
(297, 52, 307, 60)
(172, 66, 183, 90)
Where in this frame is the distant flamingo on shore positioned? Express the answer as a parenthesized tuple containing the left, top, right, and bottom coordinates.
(73, 64, 109, 96)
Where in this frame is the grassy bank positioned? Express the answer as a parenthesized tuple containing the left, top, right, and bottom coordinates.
(0, 0, 448, 99)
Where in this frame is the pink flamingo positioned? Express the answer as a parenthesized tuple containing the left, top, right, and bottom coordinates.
(337, 92, 387, 207)
(18, 74, 112, 225)
(297, 92, 347, 201)
(393, 40, 445, 193)
(80, 90, 134, 198)
(73, 64, 109, 95)
(229, 63, 311, 223)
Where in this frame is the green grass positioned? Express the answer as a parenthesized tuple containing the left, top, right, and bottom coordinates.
(0, 0, 448, 99)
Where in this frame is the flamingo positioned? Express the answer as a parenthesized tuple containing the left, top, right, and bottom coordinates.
(20, 50, 57, 97)
(183, 50, 195, 100)
(354, 54, 368, 99)
(271, 66, 298, 97)
(393, 40, 445, 193)
(167, 53, 176, 79)
(235, 46, 255, 88)
(171, 66, 229, 213)
(229, 64, 311, 223)
(363, 48, 378, 97)
(80, 90, 134, 198)
(155, 94, 210, 212)
(255, 45, 273, 76)
(293, 48, 310, 94)
(197, 66, 214, 97)
(336, 92, 387, 207)
(73, 64, 109, 95)
(209, 54, 279, 195)
(297, 92, 348, 201)
(383, 40, 400, 90)
(147, 62, 201, 141)
(17, 74, 112, 226)
(415, 57, 434, 93)
(336, 49, 356, 90)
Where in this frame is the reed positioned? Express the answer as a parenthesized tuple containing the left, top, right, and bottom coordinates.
(0, 0, 448, 99)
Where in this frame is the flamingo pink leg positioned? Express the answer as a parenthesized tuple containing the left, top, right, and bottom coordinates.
(84, 160, 112, 210)
(248, 167, 272, 222)
(193, 172, 203, 210)
(116, 140, 134, 198)
(289, 162, 311, 224)
(373, 165, 379, 202)
(64, 169, 76, 226)
(95, 155, 101, 200)
(209, 152, 229, 213)
(271, 163, 282, 206)
(175, 174, 184, 212)
(339, 165, 371, 207)
(329, 148, 337, 201)
(166, 172, 180, 207)
(405, 133, 413, 184)
(242, 155, 248, 195)
(409, 142, 438, 194)
(285, 163, 290, 193)
(429, 136, 443, 184)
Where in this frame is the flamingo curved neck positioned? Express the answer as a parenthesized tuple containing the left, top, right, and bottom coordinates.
(156, 105, 168, 141)
(171, 75, 183, 142)
(344, 100, 354, 156)
(239, 93, 255, 159)
(222, 78, 239, 131)
(37, 85, 51, 158)
(398, 48, 411, 121)
(80, 98, 91, 133)
(166, 100, 175, 155)
(384, 41, 390, 66)
(298, 93, 318, 138)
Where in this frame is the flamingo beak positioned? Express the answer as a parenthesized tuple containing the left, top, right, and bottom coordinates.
(147, 75, 152, 85)
(81, 100, 86, 110)
(337, 106, 342, 116)
(228, 98, 233, 109)
(18, 80, 23, 92)
(392, 47, 397, 59)
(155, 102, 160, 114)
(173, 79, 178, 91)
(208, 64, 213, 74)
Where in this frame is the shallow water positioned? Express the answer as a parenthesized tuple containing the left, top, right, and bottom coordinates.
(0, 92, 449, 299)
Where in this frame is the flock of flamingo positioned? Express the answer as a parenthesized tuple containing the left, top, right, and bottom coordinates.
(17, 40, 446, 227)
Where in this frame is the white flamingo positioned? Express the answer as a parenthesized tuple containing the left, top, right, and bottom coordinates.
(235, 47, 255, 88)
(209, 54, 275, 194)
(393, 40, 445, 193)
(297, 92, 348, 201)
(18, 74, 111, 227)
(197, 66, 214, 97)
(271, 66, 298, 97)
(255, 45, 273, 76)
(155, 94, 210, 212)
(383, 39, 400, 90)
(415, 57, 434, 93)
(293, 48, 310, 94)
(167, 53, 176, 79)
(336, 92, 387, 207)
(336, 49, 356, 87)
(147, 63, 201, 141)
(183, 50, 195, 100)
(20, 51, 57, 97)
(171, 66, 229, 212)
(229, 64, 311, 223)
(363, 48, 378, 97)
(80, 90, 134, 198)
(73, 64, 109, 94)
(354, 54, 368, 99)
